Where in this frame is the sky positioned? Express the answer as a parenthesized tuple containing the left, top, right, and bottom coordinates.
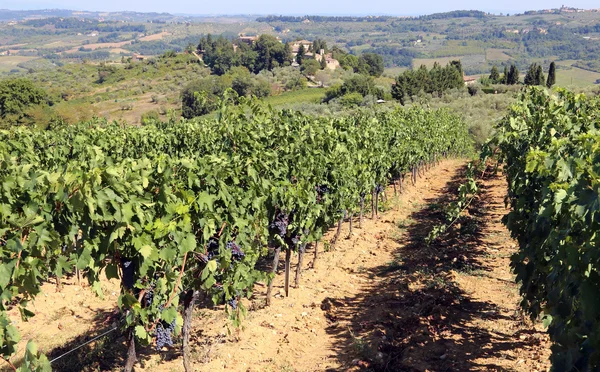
(2, 0, 599, 16)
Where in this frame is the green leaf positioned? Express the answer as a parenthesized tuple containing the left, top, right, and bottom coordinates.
(139, 245, 153, 259)
(161, 306, 178, 324)
(105, 263, 119, 280)
(135, 325, 148, 339)
(0, 261, 15, 289)
(159, 247, 177, 261)
(206, 260, 217, 273)
(180, 233, 196, 254)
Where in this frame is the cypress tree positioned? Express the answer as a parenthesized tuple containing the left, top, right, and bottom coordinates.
(296, 44, 305, 65)
(320, 55, 327, 70)
(536, 65, 545, 86)
(508, 64, 519, 85)
(489, 65, 500, 83)
(450, 60, 463, 77)
(502, 65, 509, 84)
(524, 63, 536, 85)
(547, 61, 556, 88)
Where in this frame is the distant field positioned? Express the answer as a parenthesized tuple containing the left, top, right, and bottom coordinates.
(263, 88, 325, 106)
(109, 48, 132, 55)
(0, 56, 37, 72)
(412, 55, 486, 69)
(139, 32, 169, 42)
(65, 40, 133, 53)
(413, 57, 457, 68)
(555, 65, 600, 87)
(384, 66, 408, 77)
(486, 49, 512, 61)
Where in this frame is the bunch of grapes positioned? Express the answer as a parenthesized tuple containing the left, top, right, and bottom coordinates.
(291, 235, 300, 246)
(121, 259, 135, 289)
(144, 284, 155, 307)
(155, 319, 176, 350)
(375, 184, 384, 193)
(315, 184, 329, 203)
(200, 236, 220, 263)
(226, 241, 245, 261)
(269, 211, 289, 238)
(227, 298, 237, 310)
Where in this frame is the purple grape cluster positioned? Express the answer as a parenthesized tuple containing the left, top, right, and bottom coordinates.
(121, 259, 135, 289)
(291, 235, 300, 246)
(375, 184, 384, 193)
(200, 237, 220, 263)
(270, 212, 289, 238)
(155, 319, 176, 350)
(315, 185, 329, 203)
(227, 298, 237, 310)
(145, 286, 154, 307)
(226, 241, 245, 261)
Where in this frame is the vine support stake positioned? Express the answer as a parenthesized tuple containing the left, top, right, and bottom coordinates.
(124, 328, 137, 372)
(182, 289, 200, 372)
(347, 212, 354, 239)
(400, 174, 403, 194)
(312, 241, 319, 269)
(359, 195, 365, 228)
(266, 246, 281, 306)
(371, 190, 376, 219)
(331, 216, 343, 248)
(284, 246, 291, 297)
(294, 242, 307, 288)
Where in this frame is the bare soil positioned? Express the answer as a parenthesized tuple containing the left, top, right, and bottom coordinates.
(3, 159, 550, 372)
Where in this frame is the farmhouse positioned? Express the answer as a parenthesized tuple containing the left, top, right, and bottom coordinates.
(238, 34, 259, 45)
(463, 76, 477, 86)
(291, 40, 312, 54)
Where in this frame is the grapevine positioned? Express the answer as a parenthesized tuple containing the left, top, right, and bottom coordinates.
(0, 97, 471, 371)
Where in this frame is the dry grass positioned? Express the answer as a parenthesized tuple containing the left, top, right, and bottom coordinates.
(139, 32, 170, 42)
(486, 48, 512, 61)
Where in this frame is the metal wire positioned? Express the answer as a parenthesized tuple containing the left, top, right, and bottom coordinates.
(49, 326, 119, 364)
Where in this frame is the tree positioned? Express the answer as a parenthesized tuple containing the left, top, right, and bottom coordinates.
(320, 56, 328, 70)
(229, 66, 253, 97)
(536, 65, 545, 86)
(524, 63, 537, 86)
(391, 62, 464, 105)
(251, 77, 272, 98)
(324, 74, 381, 103)
(315, 70, 331, 87)
(450, 60, 463, 77)
(338, 54, 359, 72)
(296, 44, 305, 65)
(0, 78, 48, 126)
(507, 64, 519, 85)
(253, 35, 291, 73)
(312, 39, 328, 54)
(547, 61, 556, 88)
(301, 59, 320, 76)
(489, 65, 500, 83)
(357, 53, 384, 77)
(181, 76, 230, 118)
(502, 65, 509, 84)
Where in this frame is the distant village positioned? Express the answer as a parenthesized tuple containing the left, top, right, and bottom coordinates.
(237, 34, 340, 70)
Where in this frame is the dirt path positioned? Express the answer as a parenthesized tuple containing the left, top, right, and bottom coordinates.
(7, 159, 551, 372)
(174, 159, 551, 371)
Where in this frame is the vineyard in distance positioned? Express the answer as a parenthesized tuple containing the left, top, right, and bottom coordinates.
(4, 8, 600, 372)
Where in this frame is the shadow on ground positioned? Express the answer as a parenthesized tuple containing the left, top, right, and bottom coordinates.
(39, 295, 219, 371)
(321, 166, 538, 371)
